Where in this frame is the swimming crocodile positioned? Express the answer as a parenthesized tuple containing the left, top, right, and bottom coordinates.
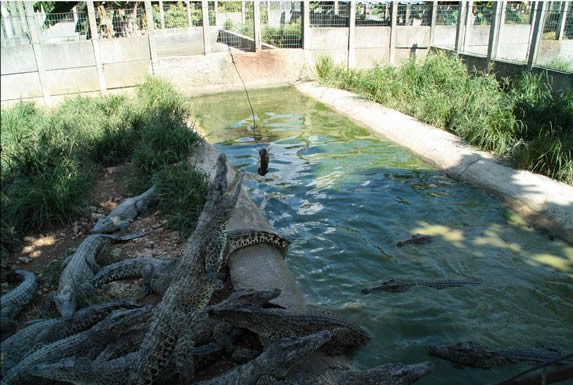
(428, 341, 567, 368)
(135, 153, 244, 385)
(208, 304, 370, 354)
(93, 230, 289, 296)
(396, 234, 432, 247)
(0, 300, 141, 372)
(90, 185, 157, 234)
(0, 269, 37, 333)
(298, 362, 434, 385)
(361, 279, 482, 294)
(52, 232, 147, 317)
(2, 306, 152, 385)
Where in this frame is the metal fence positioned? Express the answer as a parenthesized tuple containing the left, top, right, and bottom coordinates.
(261, 1, 302, 48)
(397, 2, 432, 26)
(356, 2, 391, 26)
(309, 1, 349, 27)
(435, 2, 460, 25)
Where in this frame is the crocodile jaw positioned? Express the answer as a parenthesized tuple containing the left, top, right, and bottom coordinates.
(90, 216, 127, 234)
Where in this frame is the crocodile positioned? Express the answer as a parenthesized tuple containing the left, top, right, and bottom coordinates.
(195, 329, 338, 385)
(428, 341, 567, 368)
(298, 362, 434, 385)
(27, 290, 285, 385)
(361, 279, 482, 294)
(396, 234, 432, 247)
(52, 232, 147, 317)
(0, 269, 37, 333)
(90, 185, 157, 234)
(93, 230, 289, 296)
(135, 153, 244, 385)
(92, 256, 177, 296)
(2, 306, 152, 385)
(0, 300, 141, 372)
(208, 304, 370, 354)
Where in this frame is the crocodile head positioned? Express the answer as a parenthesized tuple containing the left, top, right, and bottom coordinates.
(90, 216, 128, 234)
(363, 362, 433, 385)
(54, 285, 76, 318)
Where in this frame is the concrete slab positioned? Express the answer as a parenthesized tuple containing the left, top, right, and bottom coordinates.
(295, 81, 573, 245)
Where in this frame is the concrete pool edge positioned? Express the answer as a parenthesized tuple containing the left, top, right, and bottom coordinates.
(295, 81, 573, 245)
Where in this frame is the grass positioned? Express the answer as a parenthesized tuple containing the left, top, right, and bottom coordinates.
(1, 77, 208, 263)
(315, 53, 573, 185)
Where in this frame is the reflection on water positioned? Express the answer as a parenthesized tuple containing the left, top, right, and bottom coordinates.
(193, 87, 573, 385)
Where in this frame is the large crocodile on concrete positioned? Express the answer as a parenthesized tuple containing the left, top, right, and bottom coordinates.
(0, 269, 37, 333)
(134, 153, 244, 385)
(0, 300, 141, 372)
(208, 304, 370, 354)
(93, 229, 289, 296)
(52, 232, 147, 317)
(90, 185, 157, 234)
(2, 306, 152, 385)
(428, 341, 567, 368)
(361, 279, 482, 294)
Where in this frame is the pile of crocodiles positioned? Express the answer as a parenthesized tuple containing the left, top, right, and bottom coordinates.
(0, 154, 435, 385)
(1, 154, 570, 384)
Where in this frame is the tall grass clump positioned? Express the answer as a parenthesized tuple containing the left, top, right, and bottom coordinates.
(1, 77, 204, 262)
(315, 53, 572, 184)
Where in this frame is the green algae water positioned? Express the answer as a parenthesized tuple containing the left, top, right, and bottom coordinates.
(193, 87, 573, 385)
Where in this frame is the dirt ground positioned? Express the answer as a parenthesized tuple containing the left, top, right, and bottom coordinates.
(0, 164, 186, 322)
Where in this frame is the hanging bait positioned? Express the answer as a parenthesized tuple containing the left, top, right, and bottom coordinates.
(258, 148, 269, 176)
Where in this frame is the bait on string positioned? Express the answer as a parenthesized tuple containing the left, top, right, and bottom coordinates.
(228, 47, 269, 176)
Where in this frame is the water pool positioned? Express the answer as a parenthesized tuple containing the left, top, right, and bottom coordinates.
(192, 87, 573, 385)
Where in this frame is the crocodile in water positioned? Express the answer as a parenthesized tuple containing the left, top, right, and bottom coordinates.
(90, 185, 157, 234)
(396, 234, 432, 247)
(0, 269, 37, 333)
(428, 341, 567, 368)
(361, 279, 481, 294)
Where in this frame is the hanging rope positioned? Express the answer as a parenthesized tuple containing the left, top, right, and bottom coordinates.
(228, 47, 269, 176)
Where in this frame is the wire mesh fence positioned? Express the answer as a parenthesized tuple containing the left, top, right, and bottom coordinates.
(261, 1, 302, 48)
(310, 1, 349, 28)
(216, 0, 255, 51)
(355, 2, 391, 26)
(435, 1, 460, 25)
(396, 2, 432, 26)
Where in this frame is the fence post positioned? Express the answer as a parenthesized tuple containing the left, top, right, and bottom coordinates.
(389, 0, 398, 65)
(462, 1, 473, 52)
(527, 0, 547, 69)
(429, 0, 438, 46)
(159, 0, 165, 29)
(556, 1, 570, 40)
(487, 0, 505, 61)
(22, 1, 50, 105)
(144, 0, 158, 74)
(455, 1, 467, 52)
(241, 1, 246, 24)
(303, 0, 310, 50)
(186, 1, 192, 28)
(201, 0, 210, 54)
(253, 0, 262, 51)
(86, 0, 107, 95)
(348, 0, 356, 68)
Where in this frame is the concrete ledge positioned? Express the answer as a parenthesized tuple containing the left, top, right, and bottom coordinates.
(295, 81, 573, 245)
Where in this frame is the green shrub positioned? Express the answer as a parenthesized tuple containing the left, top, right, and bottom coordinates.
(315, 53, 572, 184)
(1, 77, 205, 257)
